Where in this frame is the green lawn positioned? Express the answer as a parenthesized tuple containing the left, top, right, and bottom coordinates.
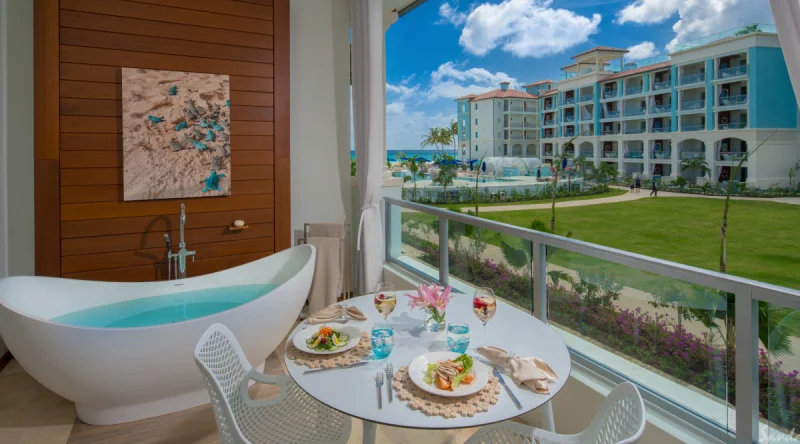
(480, 197, 800, 290)
(430, 188, 627, 209)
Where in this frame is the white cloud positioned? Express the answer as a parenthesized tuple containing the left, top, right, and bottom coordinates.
(386, 82, 419, 101)
(438, 2, 468, 26)
(428, 62, 518, 100)
(386, 101, 405, 115)
(626, 41, 659, 61)
(448, 0, 602, 58)
(616, 0, 681, 25)
(614, 0, 774, 52)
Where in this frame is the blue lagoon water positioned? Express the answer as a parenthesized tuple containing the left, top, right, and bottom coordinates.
(51, 284, 276, 328)
(351, 150, 448, 163)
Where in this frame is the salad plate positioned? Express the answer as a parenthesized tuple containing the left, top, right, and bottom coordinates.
(292, 325, 361, 355)
(408, 351, 489, 397)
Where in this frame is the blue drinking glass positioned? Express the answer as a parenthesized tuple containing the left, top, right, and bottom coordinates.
(447, 322, 470, 354)
(371, 325, 395, 359)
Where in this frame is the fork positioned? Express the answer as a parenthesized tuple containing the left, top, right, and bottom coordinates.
(385, 363, 394, 403)
(375, 372, 384, 410)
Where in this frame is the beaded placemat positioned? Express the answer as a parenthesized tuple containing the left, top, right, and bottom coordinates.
(286, 330, 372, 369)
(393, 366, 501, 418)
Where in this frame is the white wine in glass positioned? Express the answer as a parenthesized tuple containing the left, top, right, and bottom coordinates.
(373, 282, 397, 325)
(473, 287, 497, 346)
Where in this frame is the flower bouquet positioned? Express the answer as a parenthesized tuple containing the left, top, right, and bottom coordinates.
(406, 284, 454, 332)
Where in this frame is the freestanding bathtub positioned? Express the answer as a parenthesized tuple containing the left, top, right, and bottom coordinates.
(0, 245, 316, 425)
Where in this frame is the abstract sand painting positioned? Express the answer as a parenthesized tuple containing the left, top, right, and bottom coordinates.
(122, 68, 231, 201)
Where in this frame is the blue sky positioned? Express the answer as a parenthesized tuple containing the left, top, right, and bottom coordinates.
(383, 0, 775, 150)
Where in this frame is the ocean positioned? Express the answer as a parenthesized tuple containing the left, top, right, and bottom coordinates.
(349, 150, 457, 162)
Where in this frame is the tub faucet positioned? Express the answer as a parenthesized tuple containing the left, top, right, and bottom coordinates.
(167, 204, 195, 280)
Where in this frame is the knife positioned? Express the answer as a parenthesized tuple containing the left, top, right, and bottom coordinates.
(303, 361, 368, 375)
(492, 368, 523, 410)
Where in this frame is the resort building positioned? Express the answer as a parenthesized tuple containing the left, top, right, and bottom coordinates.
(456, 26, 800, 188)
(456, 82, 540, 161)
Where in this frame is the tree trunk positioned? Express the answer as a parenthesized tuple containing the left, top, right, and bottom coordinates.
(550, 171, 558, 231)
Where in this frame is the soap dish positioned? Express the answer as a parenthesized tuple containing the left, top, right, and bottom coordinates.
(227, 224, 249, 231)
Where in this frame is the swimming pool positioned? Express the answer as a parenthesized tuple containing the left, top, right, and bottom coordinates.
(454, 177, 521, 183)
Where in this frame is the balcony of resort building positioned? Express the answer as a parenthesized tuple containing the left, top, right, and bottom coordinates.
(563, 125, 576, 138)
(651, 68, 672, 91)
(601, 81, 619, 99)
(679, 86, 706, 113)
(623, 98, 648, 117)
(649, 93, 672, 115)
(542, 142, 555, 157)
(562, 90, 576, 106)
(624, 161, 645, 177)
(601, 141, 620, 158)
(561, 46, 628, 81)
(716, 51, 749, 80)
(651, 139, 673, 160)
(602, 121, 621, 135)
(543, 128, 556, 139)
(716, 137, 749, 162)
(543, 97, 556, 111)
(601, 101, 621, 119)
(624, 75, 645, 96)
(718, 109, 748, 130)
(651, 162, 673, 178)
(563, 110, 576, 123)
(623, 119, 647, 135)
(716, 81, 748, 109)
(678, 60, 706, 86)
(623, 141, 646, 160)
(650, 117, 672, 133)
(681, 114, 707, 132)
(678, 139, 708, 171)
(578, 85, 594, 103)
(578, 141, 595, 159)
(579, 123, 595, 137)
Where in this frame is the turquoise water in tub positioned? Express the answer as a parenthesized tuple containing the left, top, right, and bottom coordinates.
(51, 284, 277, 328)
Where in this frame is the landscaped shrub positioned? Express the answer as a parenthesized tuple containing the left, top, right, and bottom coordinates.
(403, 183, 610, 205)
(398, 229, 800, 432)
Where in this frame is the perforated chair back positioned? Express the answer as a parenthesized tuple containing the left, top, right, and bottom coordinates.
(583, 382, 646, 444)
(194, 323, 250, 444)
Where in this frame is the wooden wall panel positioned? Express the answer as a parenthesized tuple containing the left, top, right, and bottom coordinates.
(35, 0, 288, 281)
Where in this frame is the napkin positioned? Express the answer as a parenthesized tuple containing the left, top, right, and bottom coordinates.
(307, 304, 367, 324)
(477, 346, 558, 395)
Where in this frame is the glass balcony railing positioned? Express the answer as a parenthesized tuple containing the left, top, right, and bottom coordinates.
(718, 122, 747, 130)
(626, 85, 643, 95)
(682, 124, 705, 132)
(543, 104, 555, 111)
(508, 122, 523, 128)
(544, 150, 554, 156)
(672, 24, 776, 52)
(580, 151, 594, 158)
(603, 129, 620, 135)
(564, 130, 575, 137)
(719, 94, 747, 106)
(509, 106, 525, 112)
(651, 151, 671, 159)
(719, 152, 747, 161)
(717, 64, 748, 79)
(603, 110, 620, 118)
(624, 108, 647, 117)
(563, 97, 576, 105)
(624, 151, 644, 158)
(681, 99, 705, 110)
(652, 80, 671, 91)
(509, 135, 525, 140)
(651, 104, 671, 114)
(603, 90, 618, 99)
(680, 151, 705, 159)
(580, 130, 594, 136)
(543, 134, 555, 139)
(543, 119, 555, 126)
(679, 72, 705, 85)
(579, 94, 593, 103)
(386, 194, 800, 443)
(624, 128, 646, 134)
(651, 127, 672, 133)
(563, 115, 575, 123)
(601, 151, 619, 158)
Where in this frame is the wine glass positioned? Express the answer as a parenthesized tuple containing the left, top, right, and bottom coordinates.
(373, 282, 397, 326)
(473, 287, 497, 346)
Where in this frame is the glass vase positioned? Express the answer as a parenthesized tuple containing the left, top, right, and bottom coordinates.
(423, 306, 446, 332)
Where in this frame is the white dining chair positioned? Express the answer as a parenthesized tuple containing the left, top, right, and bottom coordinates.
(194, 323, 351, 444)
(465, 382, 646, 444)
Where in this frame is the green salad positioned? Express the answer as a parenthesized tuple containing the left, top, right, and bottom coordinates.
(423, 354, 475, 391)
(305, 326, 349, 351)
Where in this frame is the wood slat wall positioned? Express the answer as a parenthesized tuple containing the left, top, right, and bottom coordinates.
(34, 0, 288, 280)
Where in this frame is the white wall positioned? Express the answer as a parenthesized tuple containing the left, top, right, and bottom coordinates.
(289, 0, 352, 240)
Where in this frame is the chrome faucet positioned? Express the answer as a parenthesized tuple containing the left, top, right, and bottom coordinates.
(166, 203, 196, 280)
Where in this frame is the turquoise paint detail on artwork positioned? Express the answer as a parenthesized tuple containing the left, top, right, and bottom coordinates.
(202, 170, 226, 192)
(168, 85, 178, 96)
(175, 121, 188, 131)
(225, 99, 230, 108)
(148, 116, 164, 123)
(211, 121, 224, 131)
(200, 118, 210, 128)
(205, 130, 215, 142)
(51, 284, 276, 328)
(192, 140, 208, 151)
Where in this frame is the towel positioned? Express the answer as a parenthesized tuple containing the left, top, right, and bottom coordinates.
(477, 346, 558, 395)
(306, 236, 343, 314)
(307, 304, 367, 324)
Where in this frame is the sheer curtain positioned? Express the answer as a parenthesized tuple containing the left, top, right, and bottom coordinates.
(771, 0, 800, 108)
(351, 0, 385, 294)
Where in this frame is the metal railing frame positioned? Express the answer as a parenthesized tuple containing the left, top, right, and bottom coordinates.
(385, 196, 800, 444)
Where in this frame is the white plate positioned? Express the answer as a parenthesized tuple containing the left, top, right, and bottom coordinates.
(292, 325, 361, 355)
(408, 351, 489, 397)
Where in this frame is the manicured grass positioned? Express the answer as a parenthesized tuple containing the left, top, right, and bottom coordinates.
(429, 188, 627, 209)
(480, 197, 800, 290)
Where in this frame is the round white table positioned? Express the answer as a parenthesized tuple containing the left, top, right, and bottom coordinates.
(284, 294, 571, 444)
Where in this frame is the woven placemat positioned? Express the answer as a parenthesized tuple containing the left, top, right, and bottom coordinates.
(286, 330, 372, 369)
(393, 366, 501, 418)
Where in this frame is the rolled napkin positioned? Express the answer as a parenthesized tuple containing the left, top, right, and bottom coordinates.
(307, 305, 343, 324)
(307, 304, 368, 324)
(477, 346, 558, 395)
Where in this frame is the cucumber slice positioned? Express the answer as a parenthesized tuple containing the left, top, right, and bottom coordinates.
(305, 338, 314, 345)
(339, 335, 349, 342)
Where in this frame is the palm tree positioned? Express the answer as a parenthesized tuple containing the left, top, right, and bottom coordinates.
(420, 127, 445, 154)
(448, 120, 459, 158)
(680, 157, 711, 184)
(406, 154, 422, 201)
(596, 162, 618, 184)
(550, 136, 578, 231)
(736, 24, 760, 36)
(394, 151, 407, 167)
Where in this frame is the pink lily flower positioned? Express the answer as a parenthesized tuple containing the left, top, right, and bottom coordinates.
(405, 284, 454, 312)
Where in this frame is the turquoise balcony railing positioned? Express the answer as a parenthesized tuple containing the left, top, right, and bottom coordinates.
(601, 151, 618, 157)
(681, 99, 705, 110)
(719, 152, 747, 161)
(717, 64, 748, 79)
(679, 72, 705, 85)
(603, 90, 618, 99)
(579, 94, 593, 103)
(603, 110, 620, 118)
(719, 94, 747, 106)
(651, 104, 671, 114)
(652, 80, 671, 91)
(652, 151, 671, 159)
(624, 128, 645, 135)
(543, 104, 555, 111)
(719, 122, 747, 130)
(563, 115, 575, 123)
(543, 119, 555, 126)
(651, 127, 672, 133)
(680, 151, 705, 159)
(626, 85, 643, 95)
(624, 107, 646, 117)
(580, 151, 594, 158)
(682, 124, 705, 132)
(563, 98, 576, 105)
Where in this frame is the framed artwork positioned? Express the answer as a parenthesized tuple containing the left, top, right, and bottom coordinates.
(121, 68, 231, 201)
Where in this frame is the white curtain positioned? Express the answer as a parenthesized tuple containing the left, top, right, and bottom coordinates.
(771, 0, 800, 108)
(351, 0, 385, 294)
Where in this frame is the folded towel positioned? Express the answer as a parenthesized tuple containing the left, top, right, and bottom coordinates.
(307, 305, 367, 324)
(477, 346, 558, 395)
(306, 236, 343, 314)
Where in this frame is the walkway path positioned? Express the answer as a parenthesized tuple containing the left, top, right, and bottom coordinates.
(467, 186, 800, 213)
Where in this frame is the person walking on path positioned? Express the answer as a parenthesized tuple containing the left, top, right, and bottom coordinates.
(630, 181, 635, 193)
(650, 179, 658, 197)
(634, 176, 641, 193)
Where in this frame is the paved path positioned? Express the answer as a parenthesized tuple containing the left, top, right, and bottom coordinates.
(468, 186, 800, 213)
